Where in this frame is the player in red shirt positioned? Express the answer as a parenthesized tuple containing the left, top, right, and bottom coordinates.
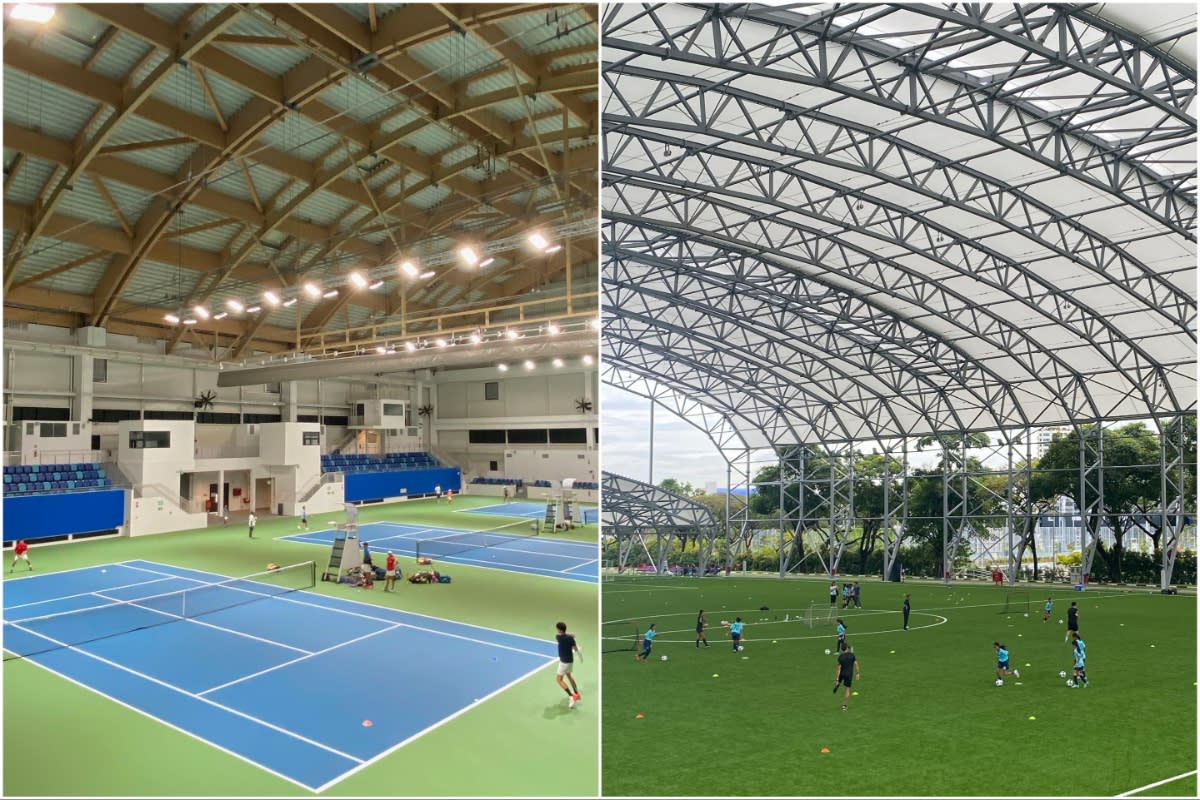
(384, 551, 398, 592)
(10, 539, 32, 572)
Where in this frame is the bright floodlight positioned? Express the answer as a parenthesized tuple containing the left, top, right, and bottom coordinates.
(164, 313, 180, 324)
(400, 261, 418, 277)
(544, 244, 563, 255)
(193, 305, 210, 320)
(245, 305, 262, 313)
(582, 354, 594, 365)
(263, 290, 280, 307)
(323, 289, 338, 299)
(10, 4, 55, 23)
(497, 363, 509, 372)
(226, 299, 244, 312)
(470, 332, 482, 344)
(350, 272, 368, 289)
(523, 360, 535, 370)
(404, 341, 416, 352)
(479, 257, 495, 268)
(546, 322, 560, 335)
(213, 311, 229, 320)
(304, 282, 321, 298)
(528, 233, 549, 250)
(435, 338, 448, 348)
(376, 346, 387, 354)
(419, 270, 435, 279)
(369, 280, 384, 290)
(183, 317, 198, 326)
(459, 246, 478, 266)
(282, 298, 297, 307)
(506, 328, 520, 340)
(553, 358, 564, 368)
(590, 317, 601, 329)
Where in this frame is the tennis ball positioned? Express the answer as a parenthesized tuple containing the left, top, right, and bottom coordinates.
(772, 640, 778, 644)
(1028, 716, 1036, 721)
(101, 569, 107, 573)
(712, 673, 719, 678)
(851, 691, 858, 696)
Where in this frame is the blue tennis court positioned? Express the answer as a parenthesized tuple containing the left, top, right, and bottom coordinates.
(2, 561, 559, 791)
(281, 521, 598, 583)
(460, 501, 599, 524)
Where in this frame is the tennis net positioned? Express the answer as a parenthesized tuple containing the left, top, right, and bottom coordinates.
(3, 561, 316, 661)
(415, 520, 538, 561)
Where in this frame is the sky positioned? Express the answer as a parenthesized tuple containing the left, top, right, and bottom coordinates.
(600, 385, 729, 491)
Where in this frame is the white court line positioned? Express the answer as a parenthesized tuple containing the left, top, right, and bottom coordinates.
(312, 656, 558, 793)
(120, 561, 562, 646)
(9, 652, 319, 792)
(5, 576, 179, 611)
(1116, 770, 1197, 797)
(90, 590, 313, 656)
(199, 623, 403, 696)
(2, 561, 126, 583)
(9, 621, 365, 765)
(562, 559, 600, 573)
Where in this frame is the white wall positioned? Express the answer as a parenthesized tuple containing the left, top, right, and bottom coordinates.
(504, 448, 597, 484)
(117, 420, 197, 490)
(127, 494, 209, 537)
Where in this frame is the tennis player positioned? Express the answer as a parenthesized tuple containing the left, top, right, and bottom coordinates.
(555, 621, 582, 708)
(9, 539, 31, 572)
(247, 512, 256, 539)
(300, 506, 308, 530)
(384, 551, 397, 592)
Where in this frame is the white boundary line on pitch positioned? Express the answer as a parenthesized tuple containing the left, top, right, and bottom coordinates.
(1116, 769, 1197, 797)
(7, 653, 320, 792)
(636, 613, 948, 642)
(311, 656, 558, 793)
(7, 621, 365, 765)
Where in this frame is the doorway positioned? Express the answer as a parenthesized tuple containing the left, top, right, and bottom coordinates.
(254, 477, 273, 513)
(207, 481, 231, 513)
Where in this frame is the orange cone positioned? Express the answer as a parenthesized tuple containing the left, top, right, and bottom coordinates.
(635, 713, 644, 720)
(820, 747, 831, 754)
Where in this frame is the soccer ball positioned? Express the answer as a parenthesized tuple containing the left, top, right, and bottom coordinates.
(1059, 670, 1067, 678)
(995, 679, 1003, 686)
(661, 655, 668, 662)
(824, 648, 831, 655)
(737, 645, 744, 652)
(1066, 679, 1075, 688)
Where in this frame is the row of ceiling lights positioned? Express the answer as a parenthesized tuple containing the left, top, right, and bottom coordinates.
(369, 317, 601, 355)
(165, 232, 563, 326)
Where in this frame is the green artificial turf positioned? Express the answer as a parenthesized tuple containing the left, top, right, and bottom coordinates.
(601, 575, 1196, 797)
(3, 495, 598, 797)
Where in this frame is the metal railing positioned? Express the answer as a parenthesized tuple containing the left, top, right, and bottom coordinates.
(299, 471, 344, 503)
(4, 449, 106, 467)
(195, 444, 259, 459)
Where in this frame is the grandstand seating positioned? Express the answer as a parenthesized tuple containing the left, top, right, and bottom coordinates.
(470, 476, 522, 486)
(320, 451, 441, 474)
(467, 477, 596, 490)
(2, 463, 114, 496)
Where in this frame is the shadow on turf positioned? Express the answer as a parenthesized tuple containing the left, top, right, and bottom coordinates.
(543, 703, 577, 719)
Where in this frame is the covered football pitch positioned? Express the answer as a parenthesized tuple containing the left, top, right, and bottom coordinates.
(600, 3, 1197, 797)
(601, 576, 1196, 797)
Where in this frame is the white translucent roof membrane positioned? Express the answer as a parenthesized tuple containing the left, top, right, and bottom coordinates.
(602, 2, 1197, 448)
(601, 472, 718, 532)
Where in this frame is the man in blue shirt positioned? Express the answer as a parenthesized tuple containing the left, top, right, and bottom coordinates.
(636, 623, 657, 662)
(729, 617, 744, 652)
(994, 641, 1020, 683)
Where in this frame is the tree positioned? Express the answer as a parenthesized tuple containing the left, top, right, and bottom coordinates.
(658, 477, 701, 498)
(851, 452, 902, 574)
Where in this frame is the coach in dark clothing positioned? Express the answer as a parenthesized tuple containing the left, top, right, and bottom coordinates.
(902, 594, 911, 630)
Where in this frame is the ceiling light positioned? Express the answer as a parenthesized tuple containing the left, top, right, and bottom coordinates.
(350, 272, 368, 289)
(400, 261, 418, 277)
(213, 311, 228, 320)
(226, 299, 244, 313)
(369, 280, 384, 290)
(304, 282, 322, 298)
(546, 322, 560, 335)
(376, 346, 387, 354)
(553, 358, 564, 368)
(282, 298, 297, 307)
(528, 233, 548, 250)
(469, 332, 482, 345)
(194, 305, 210, 320)
(183, 317, 198, 326)
(479, 257, 495, 268)
(404, 341, 416, 352)
(419, 270, 435, 279)
(10, 4, 55, 23)
(544, 244, 562, 255)
(506, 329, 520, 340)
(246, 305, 262, 313)
(435, 338, 448, 348)
(164, 313, 180, 324)
(263, 291, 280, 307)
(590, 317, 601, 330)
(582, 354, 594, 366)
(523, 360, 535, 370)
(323, 289, 339, 299)
(459, 246, 478, 266)
(497, 363, 509, 372)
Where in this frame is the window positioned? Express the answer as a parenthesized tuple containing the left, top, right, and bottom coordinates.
(39, 423, 67, 438)
(549, 427, 587, 444)
(383, 403, 405, 416)
(484, 382, 499, 401)
(322, 415, 349, 427)
(196, 412, 240, 424)
(243, 413, 282, 424)
(12, 406, 70, 421)
(265, 383, 281, 394)
(508, 429, 548, 444)
(129, 430, 171, 449)
(297, 414, 320, 423)
(489, 460, 498, 471)
(93, 358, 108, 383)
(302, 431, 320, 446)
(144, 410, 193, 421)
(469, 429, 505, 444)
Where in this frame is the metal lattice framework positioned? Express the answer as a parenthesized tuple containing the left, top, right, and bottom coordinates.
(602, 470, 719, 574)
(4, 3, 598, 358)
(601, 3, 1197, 584)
